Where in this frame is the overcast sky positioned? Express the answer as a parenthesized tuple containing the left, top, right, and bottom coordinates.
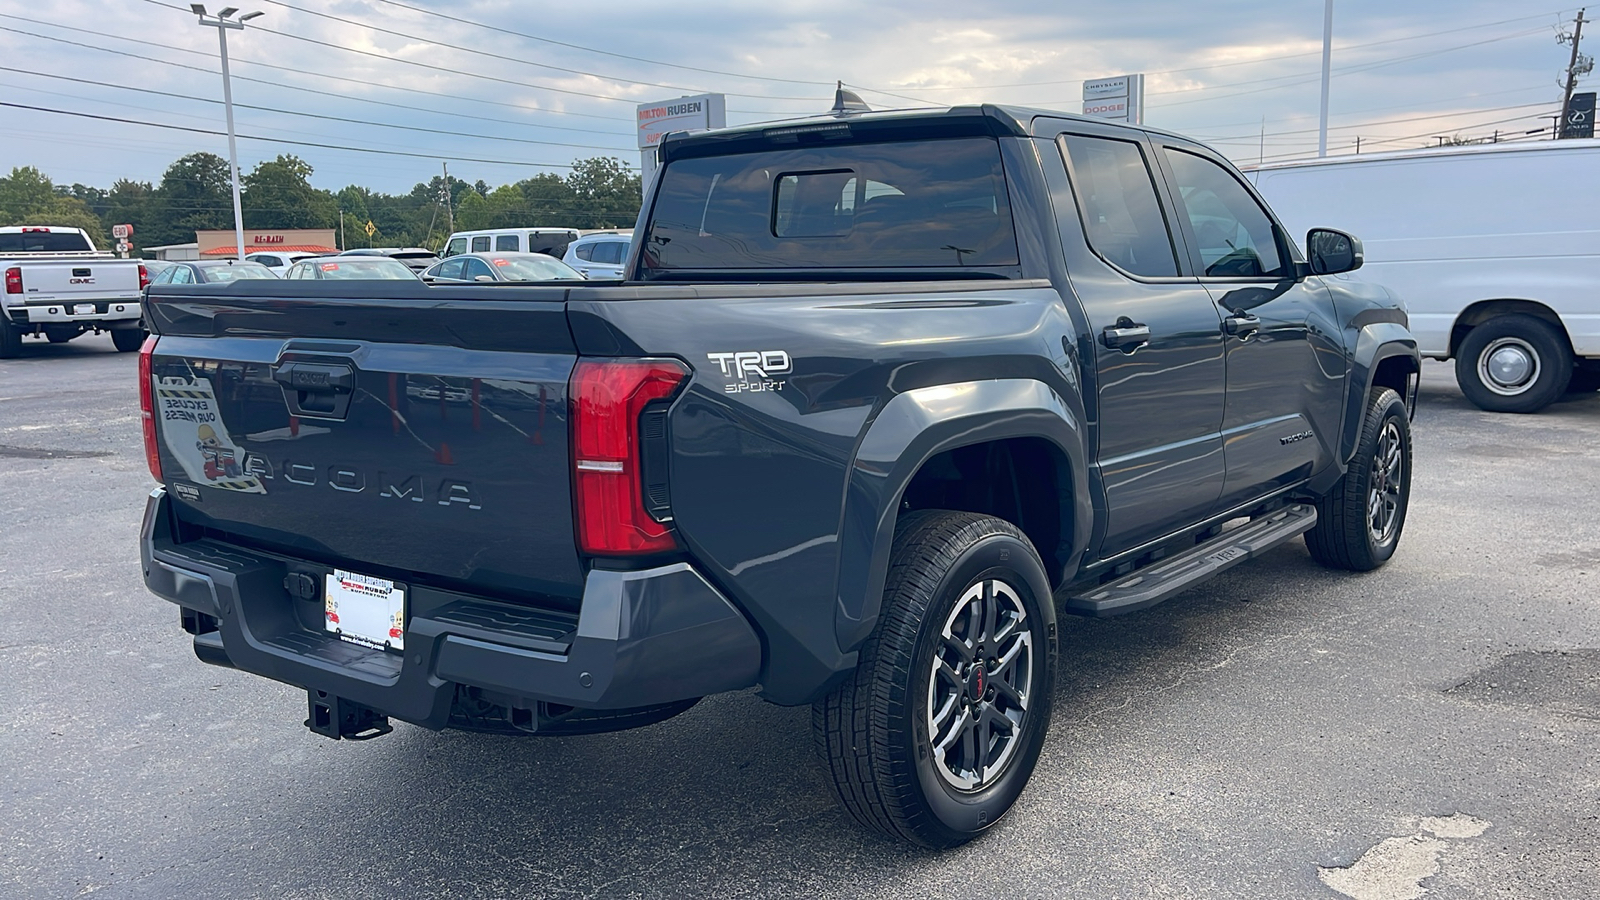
(0, 0, 1586, 194)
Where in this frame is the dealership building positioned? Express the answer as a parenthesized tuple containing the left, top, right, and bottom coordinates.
(142, 228, 339, 261)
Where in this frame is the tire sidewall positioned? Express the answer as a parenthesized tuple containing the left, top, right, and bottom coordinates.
(901, 531, 1056, 842)
(1456, 315, 1572, 413)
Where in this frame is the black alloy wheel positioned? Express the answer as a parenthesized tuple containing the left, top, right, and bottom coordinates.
(814, 510, 1056, 848)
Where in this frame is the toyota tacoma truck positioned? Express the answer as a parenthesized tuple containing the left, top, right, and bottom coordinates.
(1, 226, 148, 356)
(139, 105, 1419, 848)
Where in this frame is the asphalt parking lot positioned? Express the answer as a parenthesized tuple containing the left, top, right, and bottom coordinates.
(2, 334, 1597, 899)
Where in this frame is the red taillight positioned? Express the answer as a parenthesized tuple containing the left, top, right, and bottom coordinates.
(4, 267, 20, 294)
(571, 358, 688, 556)
(139, 335, 163, 482)
(20, 227, 49, 233)
(138, 264, 149, 290)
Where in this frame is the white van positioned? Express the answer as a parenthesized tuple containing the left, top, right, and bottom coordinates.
(441, 228, 580, 259)
(1250, 140, 1600, 412)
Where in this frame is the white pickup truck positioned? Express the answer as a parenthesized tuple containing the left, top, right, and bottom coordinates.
(1, 225, 148, 357)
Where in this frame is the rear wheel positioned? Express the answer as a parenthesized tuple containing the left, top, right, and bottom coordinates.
(111, 328, 146, 353)
(1454, 314, 1572, 413)
(1306, 388, 1411, 571)
(0, 322, 21, 359)
(814, 511, 1056, 848)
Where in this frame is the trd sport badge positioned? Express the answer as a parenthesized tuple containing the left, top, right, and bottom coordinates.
(707, 350, 791, 393)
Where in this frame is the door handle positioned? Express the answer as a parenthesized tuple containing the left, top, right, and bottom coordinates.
(1222, 312, 1261, 338)
(1101, 319, 1151, 351)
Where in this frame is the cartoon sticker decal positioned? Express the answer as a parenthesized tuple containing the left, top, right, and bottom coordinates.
(155, 375, 267, 493)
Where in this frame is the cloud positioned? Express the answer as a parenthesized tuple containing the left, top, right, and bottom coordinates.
(0, 0, 1579, 192)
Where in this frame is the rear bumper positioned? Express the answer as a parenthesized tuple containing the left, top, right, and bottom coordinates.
(140, 488, 762, 728)
(4, 298, 142, 325)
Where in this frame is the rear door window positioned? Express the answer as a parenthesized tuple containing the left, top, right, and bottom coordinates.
(470, 236, 491, 252)
(495, 234, 519, 252)
(574, 243, 594, 261)
(642, 137, 1019, 272)
(592, 241, 626, 265)
(1058, 134, 1180, 278)
(435, 259, 465, 280)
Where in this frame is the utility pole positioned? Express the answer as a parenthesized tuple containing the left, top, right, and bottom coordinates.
(442, 161, 455, 233)
(191, 5, 264, 260)
(1318, 0, 1333, 157)
(1559, 8, 1592, 138)
(338, 208, 345, 251)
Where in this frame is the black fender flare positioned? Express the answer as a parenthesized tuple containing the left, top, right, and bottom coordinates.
(1340, 321, 1420, 463)
(833, 378, 1090, 655)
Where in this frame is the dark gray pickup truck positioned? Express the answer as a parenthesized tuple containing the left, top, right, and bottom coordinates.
(139, 105, 1419, 848)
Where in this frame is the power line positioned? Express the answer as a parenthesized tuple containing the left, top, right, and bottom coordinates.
(867, 7, 1576, 94)
(0, 66, 638, 153)
(0, 101, 640, 170)
(363, 0, 832, 87)
(253, 0, 823, 101)
(0, 17, 633, 125)
(138, 0, 819, 116)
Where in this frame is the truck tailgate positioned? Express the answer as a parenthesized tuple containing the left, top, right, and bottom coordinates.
(11, 258, 142, 300)
(144, 282, 584, 604)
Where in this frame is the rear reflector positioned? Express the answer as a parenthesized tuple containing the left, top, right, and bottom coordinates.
(571, 358, 688, 556)
(139, 335, 162, 482)
(3, 267, 20, 294)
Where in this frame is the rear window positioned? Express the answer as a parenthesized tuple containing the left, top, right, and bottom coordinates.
(0, 230, 94, 253)
(641, 137, 1018, 273)
(494, 235, 519, 252)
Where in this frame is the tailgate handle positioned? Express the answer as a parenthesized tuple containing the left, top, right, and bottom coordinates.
(72, 267, 92, 277)
(273, 361, 357, 420)
(274, 362, 356, 393)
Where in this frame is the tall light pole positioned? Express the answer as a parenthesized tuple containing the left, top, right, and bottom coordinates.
(1318, 0, 1333, 157)
(191, 5, 263, 261)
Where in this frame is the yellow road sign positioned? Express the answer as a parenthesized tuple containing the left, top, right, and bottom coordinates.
(364, 220, 377, 237)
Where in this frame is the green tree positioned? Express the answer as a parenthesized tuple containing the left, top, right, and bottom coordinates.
(22, 197, 111, 249)
(242, 154, 338, 229)
(103, 180, 155, 254)
(564, 157, 641, 228)
(0, 166, 59, 224)
(146, 152, 233, 247)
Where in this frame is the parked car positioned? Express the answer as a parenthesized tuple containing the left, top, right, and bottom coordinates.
(561, 232, 631, 279)
(339, 247, 441, 273)
(442, 228, 581, 259)
(149, 260, 278, 285)
(245, 251, 320, 273)
(1249, 139, 1600, 411)
(282, 256, 418, 280)
(138, 104, 1418, 849)
(140, 259, 178, 281)
(1, 225, 147, 355)
(420, 252, 585, 284)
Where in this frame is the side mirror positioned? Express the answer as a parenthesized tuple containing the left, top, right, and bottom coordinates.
(1306, 228, 1363, 276)
(473, 274, 496, 283)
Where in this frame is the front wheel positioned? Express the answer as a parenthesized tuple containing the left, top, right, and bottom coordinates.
(813, 511, 1056, 848)
(1305, 387, 1411, 571)
(111, 328, 146, 353)
(1454, 314, 1573, 413)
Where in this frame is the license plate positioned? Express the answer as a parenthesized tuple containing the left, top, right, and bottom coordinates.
(73, 304, 96, 315)
(324, 569, 405, 651)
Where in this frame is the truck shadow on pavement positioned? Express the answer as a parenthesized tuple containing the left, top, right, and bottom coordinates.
(172, 542, 1370, 897)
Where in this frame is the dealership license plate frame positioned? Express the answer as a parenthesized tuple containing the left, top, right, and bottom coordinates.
(324, 569, 406, 651)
